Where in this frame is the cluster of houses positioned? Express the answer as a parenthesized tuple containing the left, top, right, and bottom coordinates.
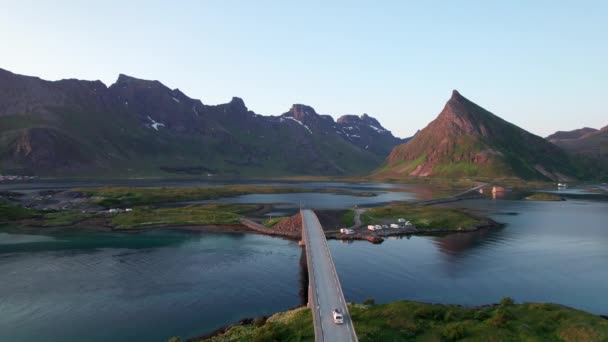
(338, 218, 414, 235)
(368, 218, 413, 231)
(0, 174, 37, 182)
(107, 208, 133, 214)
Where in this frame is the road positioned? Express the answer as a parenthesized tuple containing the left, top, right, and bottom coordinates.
(347, 208, 366, 230)
(301, 209, 358, 342)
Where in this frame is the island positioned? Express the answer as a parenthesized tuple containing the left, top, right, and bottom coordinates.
(0, 185, 501, 243)
(525, 193, 565, 201)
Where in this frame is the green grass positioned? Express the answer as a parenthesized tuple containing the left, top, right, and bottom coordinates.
(0, 203, 39, 221)
(362, 205, 484, 230)
(262, 217, 287, 228)
(78, 185, 306, 207)
(340, 209, 356, 227)
(110, 204, 256, 229)
(42, 210, 93, 226)
(525, 192, 564, 201)
(196, 300, 608, 342)
(197, 306, 314, 342)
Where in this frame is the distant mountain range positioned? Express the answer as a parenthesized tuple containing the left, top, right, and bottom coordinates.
(0, 68, 406, 177)
(376, 90, 580, 181)
(546, 125, 608, 180)
(1, 68, 604, 181)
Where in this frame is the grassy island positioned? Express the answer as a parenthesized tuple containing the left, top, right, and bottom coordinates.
(362, 205, 485, 230)
(110, 204, 257, 229)
(525, 193, 564, 201)
(193, 299, 608, 342)
(78, 185, 306, 207)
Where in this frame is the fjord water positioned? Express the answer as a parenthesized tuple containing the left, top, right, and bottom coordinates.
(1, 186, 607, 341)
(0, 231, 302, 342)
(333, 198, 608, 314)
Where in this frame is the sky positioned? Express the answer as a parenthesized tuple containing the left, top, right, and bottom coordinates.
(1, 0, 606, 138)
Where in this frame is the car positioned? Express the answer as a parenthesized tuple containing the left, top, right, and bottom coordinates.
(332, 308, 344, 324)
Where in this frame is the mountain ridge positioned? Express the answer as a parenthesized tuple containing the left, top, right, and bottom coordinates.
(0, 68, 405, 177)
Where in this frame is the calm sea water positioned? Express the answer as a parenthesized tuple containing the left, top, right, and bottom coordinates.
(0, 184, 607, 341)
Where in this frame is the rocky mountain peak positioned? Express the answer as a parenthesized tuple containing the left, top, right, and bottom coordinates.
(227, 97, 248, 113)
(113, 74, 164, 89)
(336, 114, 361, 124)
(360, 113, 383, 128)
(287, 104, 318, 121)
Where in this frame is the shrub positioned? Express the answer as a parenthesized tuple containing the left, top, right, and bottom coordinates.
(488, 308, 513, 328)
(441, 322, 466, 341)
(363, 297, 376, 306)
(474, 309, 490, 321)
(254, 317, 267, 327)
(414, 306, 446, 320)
(500, 297, 515, 306)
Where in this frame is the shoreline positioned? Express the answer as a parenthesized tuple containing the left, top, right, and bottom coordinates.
(4, 214, 504, 244)
(185, 300, 608, 342)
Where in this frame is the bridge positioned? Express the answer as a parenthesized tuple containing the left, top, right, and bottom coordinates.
(301, 209, 358, 342)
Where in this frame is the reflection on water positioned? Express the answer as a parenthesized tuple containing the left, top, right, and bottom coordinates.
(332, 198, 608, 316)
(1, 183, 607, 341)
(186, 191, 418, 210)
(0, 230, 301, 342)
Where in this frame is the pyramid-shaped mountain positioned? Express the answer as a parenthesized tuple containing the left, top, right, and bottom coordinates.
(377, 90, 577, 181)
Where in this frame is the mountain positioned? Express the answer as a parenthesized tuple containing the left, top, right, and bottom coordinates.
(0, 68, 404, 177)
(376, 90, 577, 181)
(547, 126, 608, 180)
(547, 126, 607, 156)
(546, 127, 599, 143)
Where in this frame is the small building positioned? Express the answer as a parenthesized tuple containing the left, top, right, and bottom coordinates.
(375, 225, 383, 230)
(340, 228, 355, 235)
(390, 223, 400, 229)
(398, 218, 406, 223)
(367, 225, 376, 231)
(404, 221, 413, 226)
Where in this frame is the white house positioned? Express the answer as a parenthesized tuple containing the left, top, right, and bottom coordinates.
(367, 225, 376, 231)
(390, 223, 400, 229)
(340, 228, 355, 234)
(398, 218, 406, 223)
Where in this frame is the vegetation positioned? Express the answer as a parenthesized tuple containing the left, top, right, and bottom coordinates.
(78, 185, 306, 207)
(362, 205, 484, 230)
(198, 307, 314, 342)
(340, 209, 356, 227)
(198, 300, 608, 342)
(0, 203, 39, 221)
(525, 192, 564, 201)
(41, 210, 93, 226)
(263, 217, 287, 227)
(110, 204, 257, 229)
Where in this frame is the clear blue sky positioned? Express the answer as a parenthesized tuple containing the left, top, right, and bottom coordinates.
(1, 1, 606, 138)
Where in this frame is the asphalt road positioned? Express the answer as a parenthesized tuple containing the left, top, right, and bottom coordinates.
(302, 209, 358, 342)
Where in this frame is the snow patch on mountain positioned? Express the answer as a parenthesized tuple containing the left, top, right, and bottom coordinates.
(284, 116, 312, 134)
(147, 116, 165, 131)
(369, 124, 385, 133)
